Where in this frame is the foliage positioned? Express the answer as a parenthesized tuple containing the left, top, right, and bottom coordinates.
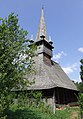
(75, 82, 83, 92)
(76, 59, 83, 118)
(78, 93, 83, 117)
(7, 106, 52, 119)
(79, 93, 83, 111)
(74, 59, 83, 92)
(80, 59, 83, 82)
(13, 91, 42, 108)
(6, 105, 80, 119)
(0, 13, 35, 118)
(13, 90, 53, 115)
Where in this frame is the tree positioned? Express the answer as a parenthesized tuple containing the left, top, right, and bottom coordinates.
(75, 82, 83, 93)
(0, 13, 35, 118)
(78, 93, 83, 119)
(80, 59, 83, 82)
(78, 59, 83, 119)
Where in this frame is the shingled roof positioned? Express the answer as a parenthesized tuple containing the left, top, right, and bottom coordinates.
(27, 58, 77, 91)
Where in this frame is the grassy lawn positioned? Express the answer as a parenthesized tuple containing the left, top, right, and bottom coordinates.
(6, 105, 80, 119)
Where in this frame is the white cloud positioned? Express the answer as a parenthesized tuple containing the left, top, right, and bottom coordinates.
(62, 63, 78, 74)
(78, 47, 83, 53)
(53, 51, 67, 62)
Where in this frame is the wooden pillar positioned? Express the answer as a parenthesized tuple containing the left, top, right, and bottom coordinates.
(53, 88, 56, 114)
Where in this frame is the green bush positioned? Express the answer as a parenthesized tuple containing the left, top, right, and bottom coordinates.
(6, 104, 73, 119)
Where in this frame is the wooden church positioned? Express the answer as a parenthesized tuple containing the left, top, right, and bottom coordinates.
(27, 8, 78, 111)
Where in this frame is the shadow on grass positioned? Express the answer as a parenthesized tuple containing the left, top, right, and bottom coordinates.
(7, 108, 42, 119)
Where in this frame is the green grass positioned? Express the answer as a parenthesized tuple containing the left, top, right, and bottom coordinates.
(6, 105, 80, 119)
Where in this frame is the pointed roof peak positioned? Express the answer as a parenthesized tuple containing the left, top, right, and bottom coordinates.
(36, 7, 48, 41)
(41, 6, 44, 17)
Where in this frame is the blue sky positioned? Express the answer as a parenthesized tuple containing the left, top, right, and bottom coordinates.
(0, 0, 83, 82)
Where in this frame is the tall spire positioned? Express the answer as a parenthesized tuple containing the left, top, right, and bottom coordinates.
(36, 7, 48, 41)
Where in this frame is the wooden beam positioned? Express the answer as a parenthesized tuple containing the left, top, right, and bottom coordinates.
(53, 88, 56, 114)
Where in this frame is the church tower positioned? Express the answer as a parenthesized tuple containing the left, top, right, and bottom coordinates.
(28, 8, 78, 111)
(35, 8, 54, 66)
